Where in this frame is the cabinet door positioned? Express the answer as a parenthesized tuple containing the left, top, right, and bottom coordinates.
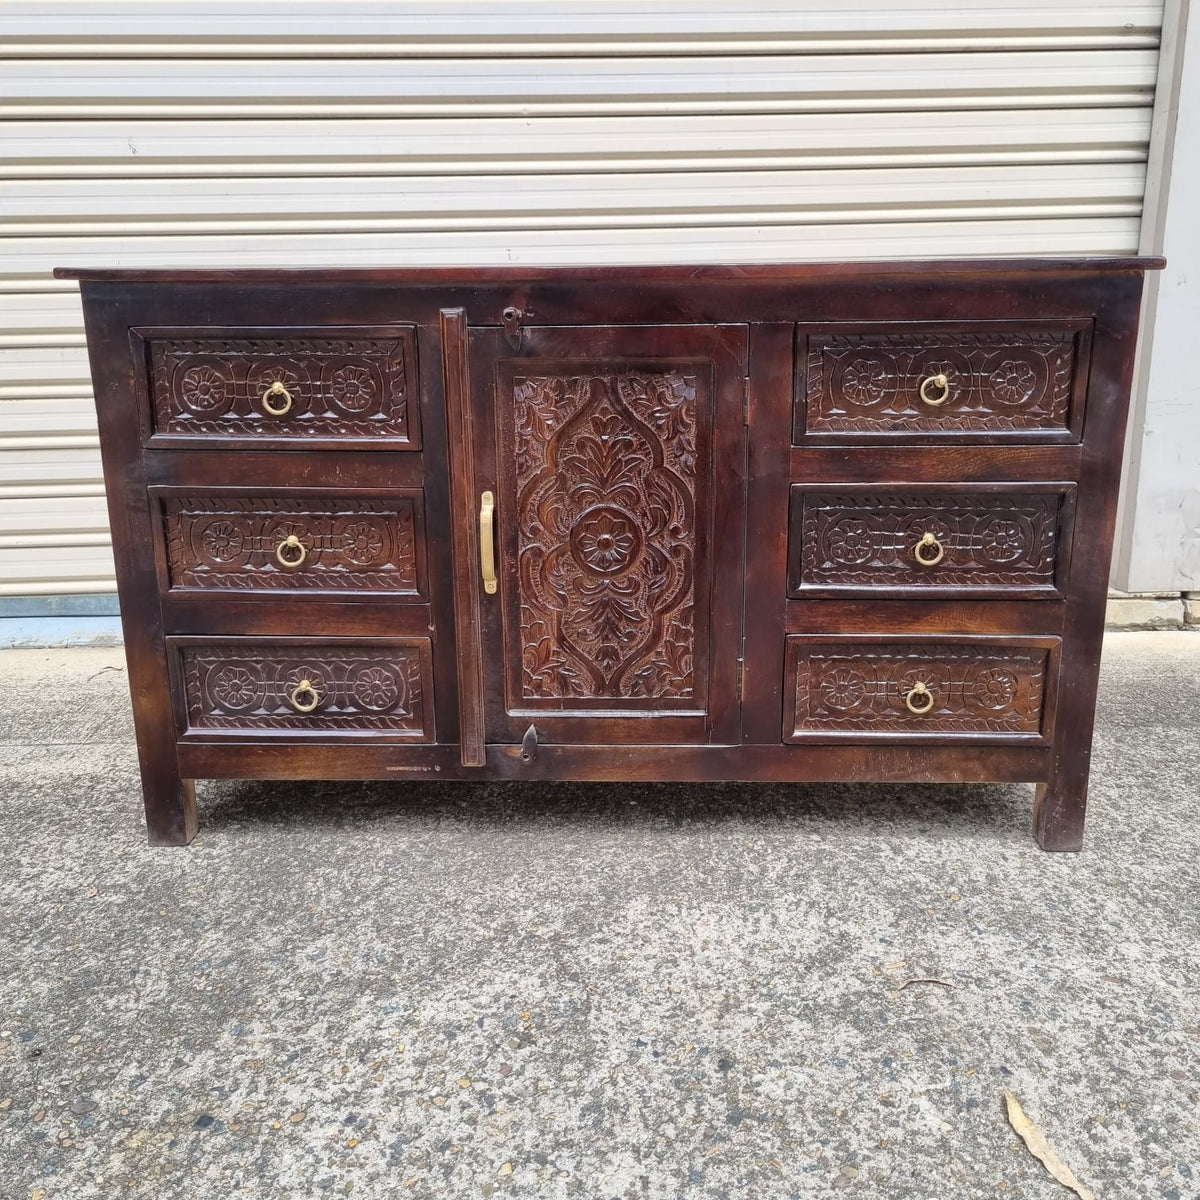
(468, 324, 747, 746)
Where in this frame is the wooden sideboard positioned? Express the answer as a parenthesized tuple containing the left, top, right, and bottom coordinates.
(59, 259, 1163, 850)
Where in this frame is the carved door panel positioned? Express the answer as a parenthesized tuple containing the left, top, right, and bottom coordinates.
(469, 325, 748, 746)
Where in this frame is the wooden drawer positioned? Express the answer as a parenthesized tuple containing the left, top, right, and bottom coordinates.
(794, 321, 1090, 442)
(787, 484, 1074, 598)
(154, 489, 427, 598)
(136, 326, 420, 449)
(171, 637, 434, 741)
(784, 635, 1058, 743)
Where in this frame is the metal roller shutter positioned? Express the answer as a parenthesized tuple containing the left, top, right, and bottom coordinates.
(0, 0, 1165, 597)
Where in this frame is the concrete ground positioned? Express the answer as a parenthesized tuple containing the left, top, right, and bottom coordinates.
(0, 633, 1197, 1200)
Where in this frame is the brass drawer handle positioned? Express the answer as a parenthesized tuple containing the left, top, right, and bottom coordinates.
(261, 380, 294, 416)
(913, 532, 945, 567)
(918, 373, 950, 406)
(289, 678, 320, 713)
(275, 534, 308, 568)
(904, 681, 935, 715)
(479, 490, 497, 595)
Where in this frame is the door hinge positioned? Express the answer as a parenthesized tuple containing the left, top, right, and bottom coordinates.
(736, 657, 745, 702)
(742, 376, 751, 424)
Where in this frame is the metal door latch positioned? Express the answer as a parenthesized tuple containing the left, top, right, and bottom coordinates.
(521, 723, 538, 763)
(502, 306, 524, 350)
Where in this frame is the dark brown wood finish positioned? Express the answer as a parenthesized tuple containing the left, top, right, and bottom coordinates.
(152, 487, 428, 598)
(79, 286, 198, 845)
(1032, 270, 1146, 851)
(440, 307, 486, 766)
(786, 482, 1077, 599)
(168, 635, 435, 743)
(57, 259, 1164, 285)
(135, 324, 421, 450)
(468, 323, 747, 746)
(61, 259, 1160, 850)
(794, 319, 1092, 443)
(175, 740, 1052, 785)
(782, 634, 1060, 744)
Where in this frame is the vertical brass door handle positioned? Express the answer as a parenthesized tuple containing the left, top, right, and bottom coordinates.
(479, 490, 497, 594)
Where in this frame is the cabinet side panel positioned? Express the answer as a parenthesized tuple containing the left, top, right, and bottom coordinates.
(80, 282, 197, 844)
(1035, 272, 1147, 849)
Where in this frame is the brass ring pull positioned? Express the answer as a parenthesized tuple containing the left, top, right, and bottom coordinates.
(289, 678, 320, 714)
(918, 373, 951, 406)
(261, 380, 293, 416)
(904, 681, 935, 715)
(275, 533, 307, 568)
(913, 532, 945, 567)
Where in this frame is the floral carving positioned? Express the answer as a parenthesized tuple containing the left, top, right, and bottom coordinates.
(280, 664, 329, 700)
(182, 644, 430, 735)
(840, 357, 891, 406)
(199, 519, 246, 562)
(522, 610, 586, 698)
(166, 497, 420, 593)
(246, 362, 303, 407)
(797, 493, 1062, 591)
(988, 359, 1038, 405)
(571, 507, 642, 575)
(328, 364, 378, 413)
(207, 664, 261, 711)
(788, 640, 1049, 737)
(966, 665, 1018, 711)
(818, 664, 868, 711)
(803, 329, 1080, 435)
(638, 371, 698, 473)
(823, 518, 875, 566)
(150, 334, 415, 442)
(179, 365, 229, 413)
(350, 665, 402, 710)
(339, 520, 386, 564)
(978, 517, 1026, 564)
(508, 370, 701, 702)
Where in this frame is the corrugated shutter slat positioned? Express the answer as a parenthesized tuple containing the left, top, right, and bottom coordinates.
(0, 0, 1165, 596)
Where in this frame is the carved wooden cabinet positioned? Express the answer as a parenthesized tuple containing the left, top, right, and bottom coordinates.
(59, 259, 1161, 850)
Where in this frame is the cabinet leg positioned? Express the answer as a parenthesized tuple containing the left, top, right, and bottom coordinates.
(142, 771, 199, 846)
(1033, 771, 1087, 853)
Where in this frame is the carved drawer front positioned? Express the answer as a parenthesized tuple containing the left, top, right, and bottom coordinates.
(784, 636, 1057, 743)
(140, 327, 419, 447)
(796, 322, 1090, 441)
(159, 492, 425, 597)
(788, 486, 1073, 597)
(173, 639, 433, 740)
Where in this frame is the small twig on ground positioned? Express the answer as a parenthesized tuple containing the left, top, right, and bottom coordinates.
(86, 665, 124, 682)
(896, 977, 953, 991)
